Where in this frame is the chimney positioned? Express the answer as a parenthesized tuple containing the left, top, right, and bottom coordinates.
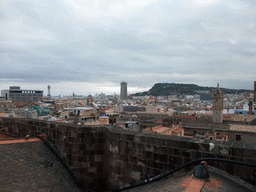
(254, 81, 256, 102)
(194, 161, 209, 179)
(249, 101, 253, 114)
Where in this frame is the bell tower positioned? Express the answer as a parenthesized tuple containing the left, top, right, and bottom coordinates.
(212, 83, 224, 123)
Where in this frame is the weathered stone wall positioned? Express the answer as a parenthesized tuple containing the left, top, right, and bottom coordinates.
(227, 131, 256, 145)
(104, 130, 256, 188)
(229, 124, 256, 143)
(1, 118, 256, 190)
(182, 119, 256, 144)
(183, 126, 256, 144)
(1, 118, 106, 191)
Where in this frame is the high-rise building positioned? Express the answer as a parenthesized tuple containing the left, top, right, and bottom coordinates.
(1, 86, 43, 102)
(120, 82, 127, 100)
(212, 83, 224, 123)
(47, 85, 51, 99)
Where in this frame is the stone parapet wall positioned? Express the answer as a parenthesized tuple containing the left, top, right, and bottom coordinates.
(1, 118, 106, 191)
(105, 130, 256, 189)
(1, 118, 256, 190)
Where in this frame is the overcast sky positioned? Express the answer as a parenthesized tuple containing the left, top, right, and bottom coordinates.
(1, 0, 256, 96)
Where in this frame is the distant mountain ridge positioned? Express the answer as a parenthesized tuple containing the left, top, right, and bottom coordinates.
(133, 83, 253, 96)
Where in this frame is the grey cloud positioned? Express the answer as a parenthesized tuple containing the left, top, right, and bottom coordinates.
(1, 0, 256, 94)
(129, 57, 147, 63)
(229, 42, 256, 57)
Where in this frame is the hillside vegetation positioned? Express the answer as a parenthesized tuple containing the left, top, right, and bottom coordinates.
(134, 83, 253, 96)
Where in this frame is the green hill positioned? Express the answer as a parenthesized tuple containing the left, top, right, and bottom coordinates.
(133, 83, 253, 96)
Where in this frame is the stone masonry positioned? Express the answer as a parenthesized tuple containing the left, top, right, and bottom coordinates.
(1, 118, 256, 190)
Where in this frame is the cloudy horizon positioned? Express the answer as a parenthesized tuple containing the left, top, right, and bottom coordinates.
(1, 0, 256, 96)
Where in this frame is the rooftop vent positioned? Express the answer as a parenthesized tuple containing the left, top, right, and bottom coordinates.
(194, 161, 209, 179)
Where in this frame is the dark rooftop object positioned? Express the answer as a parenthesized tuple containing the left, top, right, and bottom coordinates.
(194, 162, 210, 179)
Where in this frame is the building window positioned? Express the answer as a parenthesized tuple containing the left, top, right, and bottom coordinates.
(236, 135, 241, 141)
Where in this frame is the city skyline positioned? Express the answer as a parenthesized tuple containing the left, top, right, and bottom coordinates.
(1, 0, 256, 95)
(1, 81, 255, 98)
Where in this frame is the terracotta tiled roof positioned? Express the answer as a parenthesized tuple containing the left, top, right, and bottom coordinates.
(172, 127, 184, 133)
(12, 101, 41, 107)
(185, 178, 205, 192)
(155, 119, 163, 124)
(172, 115, 196, 119)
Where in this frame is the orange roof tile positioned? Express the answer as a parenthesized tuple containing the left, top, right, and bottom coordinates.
(150, 125, 171, 133)
(155, 119, 163, 124)
(172, 127, 184, 133)
(185, 179, 205, 192)
(0, 135, 46, 145)
(172, 115, 196, 119)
